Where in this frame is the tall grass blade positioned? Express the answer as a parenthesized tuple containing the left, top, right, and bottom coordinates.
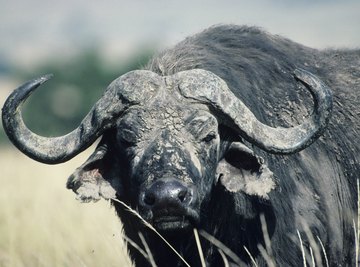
(260, 214, 273, 259)
(122, 235, 149, 260)
(199, 230, 245, 266)
(309, 247, 315, 267)
(111, 198, 191, 267)
(257, 244, 276, 267)
(316, 236, 329, 267)
(194, 228, 206, 267)
(297, 230, 307, 267)
(218, 248, 230, 267)
(356, 178, 360, 267)
(300, 219, 323, 267)
(259, 214, 275, 267)
(354, 220, 358, 267)
(138, 232, 157, 267)
(243, 246, 259, 267)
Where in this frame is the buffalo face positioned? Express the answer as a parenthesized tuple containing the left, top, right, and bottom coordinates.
(116, 102, 221, 232)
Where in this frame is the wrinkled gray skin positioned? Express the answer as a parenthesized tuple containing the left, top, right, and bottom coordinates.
(2, 25, 359, 266)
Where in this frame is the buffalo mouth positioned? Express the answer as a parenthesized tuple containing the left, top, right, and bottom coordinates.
(153, 215, 192, 231)
(150, 209, 200, 233)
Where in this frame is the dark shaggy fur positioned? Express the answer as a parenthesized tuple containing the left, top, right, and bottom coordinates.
(111, 25, 359, 266)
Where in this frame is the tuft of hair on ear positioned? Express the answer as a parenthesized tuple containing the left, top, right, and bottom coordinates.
(66, 137, 120, 202)
(216, 141, 276, 199)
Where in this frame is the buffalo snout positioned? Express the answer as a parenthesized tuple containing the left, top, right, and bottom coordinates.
(139, 178, 199, 231)
(141, 179, 196, 210)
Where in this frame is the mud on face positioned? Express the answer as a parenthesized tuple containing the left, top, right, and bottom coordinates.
(116, 101, 221, 232)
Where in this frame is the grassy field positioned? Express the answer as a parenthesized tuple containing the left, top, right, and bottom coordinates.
(1, 145, 358, 267)
(0, 146, 133, 267)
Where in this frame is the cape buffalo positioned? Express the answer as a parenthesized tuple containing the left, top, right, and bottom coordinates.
(2, 25, 359, 266)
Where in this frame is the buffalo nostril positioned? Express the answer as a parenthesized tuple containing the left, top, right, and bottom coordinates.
(178, 188, 187, 202)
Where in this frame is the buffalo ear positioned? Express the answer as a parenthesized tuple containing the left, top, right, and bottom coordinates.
(66, 140, 122, 202)
(216, 142, 275, 199)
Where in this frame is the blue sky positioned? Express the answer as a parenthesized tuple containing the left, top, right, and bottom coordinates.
(0, 0, 359, 67)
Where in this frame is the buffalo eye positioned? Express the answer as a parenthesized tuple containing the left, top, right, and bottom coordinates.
(201, 132, 217, 143)
(118, 129, 138, 147)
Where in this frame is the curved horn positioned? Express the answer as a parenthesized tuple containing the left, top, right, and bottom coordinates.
(2, 70, 160, 164)
(177, 68, 333, 154)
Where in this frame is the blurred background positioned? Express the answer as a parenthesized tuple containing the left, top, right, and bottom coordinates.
(0, 0, 359, 266)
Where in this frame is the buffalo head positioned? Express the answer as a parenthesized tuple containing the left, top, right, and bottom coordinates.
(2, 68, 332, 233)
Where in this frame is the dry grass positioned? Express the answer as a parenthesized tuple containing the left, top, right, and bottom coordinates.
(0, 146, 133, 267)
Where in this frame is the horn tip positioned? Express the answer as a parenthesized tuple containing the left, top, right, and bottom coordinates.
(40, 73, 54, 83)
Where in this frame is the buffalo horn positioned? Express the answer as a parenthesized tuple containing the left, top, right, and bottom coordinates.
(177, 68, 333, 154)
(2, 74, 133, 164)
